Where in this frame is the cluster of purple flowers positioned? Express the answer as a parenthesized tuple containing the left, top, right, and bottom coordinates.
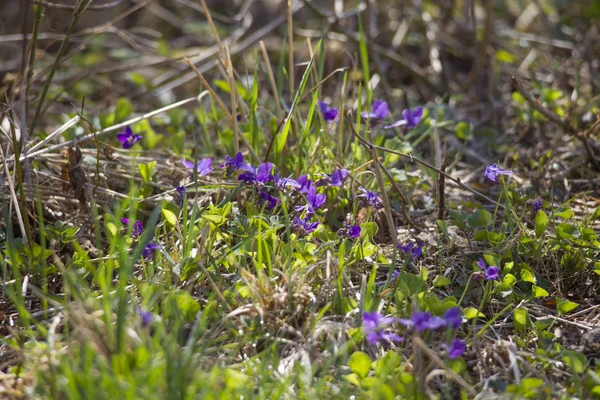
(121, 218, 161, 259)
(362, 308, 466, 359)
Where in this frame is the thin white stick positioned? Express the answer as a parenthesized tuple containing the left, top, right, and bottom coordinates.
(25, 116, 81, 156)
(0, 145, 28, 245)
(18, 91, 209, 162)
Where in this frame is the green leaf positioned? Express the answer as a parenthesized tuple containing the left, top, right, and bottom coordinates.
(343, 373, 361, 387)
(464, 307, 485, 320)
(556, 223, 579, 240)
(162, 208, 178, 228)
(514, 308, 528, 333)
(521, 377, 543, 389)
(135, 119, 163, 149)
(496, 49, 517, 64)
(562, 350, 587, 374)
(535, 210, 549, 238)
(138, 161, 157, 184)
(591, 207, 600, 221)
(466, 209, 492, 228)
(520, 269, 536, 284)
(532, 285, 549, 298)
(397, 273, 427, 297)
(433, 275, 451, 287)
(115, 97, 133, 123)
(455, 121, 470, 140)
(556, 297, 579, 316)
(555, 208, 574, 219)
(349, 351, 371, 379)
(175, 291, 200, 322)
(224, 369, 249, 390)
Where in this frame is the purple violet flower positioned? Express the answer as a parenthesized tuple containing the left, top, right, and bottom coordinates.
(397, 242, 425, 260)
(532, 198, 543, 213)
(443, 307, 462, 330)
(442, 339, 466, 359)
(219, 152, 251, 176)
(474, 259, 500, 281)
(116, 126, 143, 149)
(297, 175, 314, 195)
(362, 311, 403, 345)
(138, 306, 153, 327)
(181, 158, 213, 177)
(319, 101, 339, 122)
(294, 186, 326, 214)
(339, 222, 361, 238)
(238, 162, 274, 186)
(398, 311, 445, 332)
(317, 169, 349, 187)
(142, 243, 160, 259)
(293, 216, 319, 234)
(391, 270, 400, 282)
(259, 190, 280, 210)
(384, 106, 424, 130)
(176, 186, 186, 207)
(484, 163, 513, 183)
(361, 100, 389, 120)
(121, 218, 144, 237)
(357, 187, 383, 209)
(273, 169, 301, 190)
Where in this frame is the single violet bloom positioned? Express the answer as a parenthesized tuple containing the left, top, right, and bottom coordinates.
(397, 242, 425, 260)
(384, 106, 424, 130)
(339, 222, 361, 238)
(142, 243, 161, 259)
(442, 339, 467, 359)
(293, 216, 319, 234)
(219, 152, 251, 176)
(181, 157, 213, 177)
(259, 190, 280, 210)
(362, 311, 403, 346)
(317, 169, 349, 187)
(273, 169, 300, 190)
(347, 224, 361, 238)
(294, 185, 326, 215)
(391, 270, 400, 282)
(239, 162, 274, 186)
(297, 175, 314, 195)
(176, 186, 186, 207)
(319, 101, 339, 122)
(116, 126, 143, 149)
(398, 311, 445, 332)
(138, 306, 153, 327)
(443, 307, 462, 330)
(357, 187, 383, 209)
(121, 218, 144, 237)
(484, 163, 513, 183)
(474, 259, 500, 281)
(361, 100, 389, 120)
(532, 198, 543, 213)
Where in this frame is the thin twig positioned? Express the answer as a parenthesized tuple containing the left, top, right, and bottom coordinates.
(348, 121, 505, 209)
(413, 336, 477, 397)
(260, 41, 282, 120)
(30, 0, 92, 134)
(36, 0, 125, 11)
(8, 93, 209, 164)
